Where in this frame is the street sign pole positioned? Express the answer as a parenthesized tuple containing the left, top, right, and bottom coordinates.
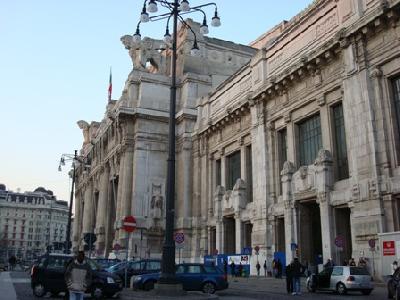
(125, 233, 129, 288)
(122, 215, 137, 288)
(89, 232, 92, 259)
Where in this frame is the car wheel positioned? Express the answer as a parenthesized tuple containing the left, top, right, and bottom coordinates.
(337, 282, 347, 295)
(307, 281, 316, 293)
(389, 286, 394, 299)
(396, 288, 400, 300)
(32, 283, 46, 297)
(91, 285, 104, 299)
(143, 280, 155, 291)
(361, 289, 372, 295)
(202, 282, 216, 294)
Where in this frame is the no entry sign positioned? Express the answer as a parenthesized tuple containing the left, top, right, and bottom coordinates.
(123, 215, 137, 233)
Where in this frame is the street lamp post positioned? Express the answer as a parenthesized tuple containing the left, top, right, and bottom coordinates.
(133, 0, 220, 284)
(59, 150, 90, 254)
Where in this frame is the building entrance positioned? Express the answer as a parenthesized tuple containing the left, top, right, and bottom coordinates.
(298, 201, 322, 265)
(334, 207, 352, 264)
(276, 217, 285, 253)
(223, 216, 236, 254)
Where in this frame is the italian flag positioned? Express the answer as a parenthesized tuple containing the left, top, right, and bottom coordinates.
(108, 68, 112, 102)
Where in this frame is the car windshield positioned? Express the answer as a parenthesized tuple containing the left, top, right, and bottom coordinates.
(350, 267, 370, 275)
(87, 259, 102, 271)
(107, 262, 126, 272)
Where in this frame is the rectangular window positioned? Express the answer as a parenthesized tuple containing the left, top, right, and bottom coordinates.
(216, 159, 221, 187)
(332, 104, 349, 180)
(246, 145, 253, 202)
(226, 151, 241, 190)
(298, 114, 322, 166)
(277, 129, 287, 195)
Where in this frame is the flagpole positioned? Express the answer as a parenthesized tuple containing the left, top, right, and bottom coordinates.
(108, 67, 112, 103)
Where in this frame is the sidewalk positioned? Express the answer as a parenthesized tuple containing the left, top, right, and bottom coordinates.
(0, 272, 17, 300)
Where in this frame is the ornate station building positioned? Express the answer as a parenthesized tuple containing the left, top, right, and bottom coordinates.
(73, 0, 400, 278)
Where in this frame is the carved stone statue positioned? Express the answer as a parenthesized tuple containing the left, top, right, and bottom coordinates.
(120, 35, 167, 74)
(150, 184, 163, 219)
(77, 120, 90, 145)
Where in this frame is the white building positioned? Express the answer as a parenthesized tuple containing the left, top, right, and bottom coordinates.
(0, 184, 69, 260)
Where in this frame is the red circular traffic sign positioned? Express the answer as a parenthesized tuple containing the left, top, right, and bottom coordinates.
(254, 246, 260, 253)
(335, 235, 344, 248)
(113, 243, 121, 251)
(123, 215, 137, 233)
(174, 232, 185, 244)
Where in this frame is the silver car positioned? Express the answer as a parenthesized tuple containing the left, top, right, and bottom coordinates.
(306, 266, 374, 295)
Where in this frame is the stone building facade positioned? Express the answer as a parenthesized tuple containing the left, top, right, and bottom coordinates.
(0, 184, 69, 260)
(72, 20, 256, 258)
(73, 0, 400, 278)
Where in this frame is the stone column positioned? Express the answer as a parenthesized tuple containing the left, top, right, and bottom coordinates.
(82, 182, 94, 234)
(220, 151, 226, 188)
(183, 139, 192, 219)
(95, 167, 109, 253)
(120, 146, 135, 248)
(114, 153, 126, 243)
(281, 161, 295, 264)
(315, 150, 334, 262)
(249, 101, 269, 251)
(235, 213, 242, 254)
(214, 186, 225, 254)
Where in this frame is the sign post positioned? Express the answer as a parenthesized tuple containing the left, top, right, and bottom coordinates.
(122, 216, 136, 288)
(174, 232, 185, 264)
(369, 239, 376, 276)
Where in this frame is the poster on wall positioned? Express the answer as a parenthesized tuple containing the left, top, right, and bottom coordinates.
(227, 255, 250, 265)
(383, 240, 396, 256)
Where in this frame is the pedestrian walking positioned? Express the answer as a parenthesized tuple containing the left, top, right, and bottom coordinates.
(291, 257, 304, 295)
(349, 257, 356, 266)
(238, 262, 243, 277)
(64, 251, 92, 300)
(277, 259, 282, 278)
(392, 261, 398, 275)
(8, 256, 16, 271)
(223, 259, 228, 276)
(324, 258, 333, 268)
(263, 260, 267, 277)
(256, 261, 261, 277)
(286, 261, 293, 294)
(230, 260, 235, 277)
(272, 259, 277, 278)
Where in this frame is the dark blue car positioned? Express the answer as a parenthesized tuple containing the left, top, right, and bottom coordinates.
(132, 263, 228, 294)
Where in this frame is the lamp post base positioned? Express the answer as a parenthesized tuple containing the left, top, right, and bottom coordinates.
(153, 283, 185, 296)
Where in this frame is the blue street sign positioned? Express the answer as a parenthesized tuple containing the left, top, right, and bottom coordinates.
(242, 247, 252, 255)
(290, 243, 297, 251)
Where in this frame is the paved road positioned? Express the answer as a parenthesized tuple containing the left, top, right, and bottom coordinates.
(216, 276, 387, 299)
(0, 271, 388, 300)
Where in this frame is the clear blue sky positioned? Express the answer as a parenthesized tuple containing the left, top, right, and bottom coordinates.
(0, 0, 313, 202)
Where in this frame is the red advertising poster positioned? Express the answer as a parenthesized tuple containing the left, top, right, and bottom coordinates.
(383, 240, 396, 256)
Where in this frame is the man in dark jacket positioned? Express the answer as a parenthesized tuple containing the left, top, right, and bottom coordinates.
(64, 251, 92, 300)
(285, 261, 293, 294)
(291, 257, 304, 295)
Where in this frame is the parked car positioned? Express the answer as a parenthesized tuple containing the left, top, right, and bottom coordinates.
(306, 266, 373, 295)
(132, 263, 228, 294)
(0, 258, 7, 271)
(93, 258, 120, 269)
(107, 259, 161, 287)
(388, 267, 400, 299)
(30, 253, 122, 298)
